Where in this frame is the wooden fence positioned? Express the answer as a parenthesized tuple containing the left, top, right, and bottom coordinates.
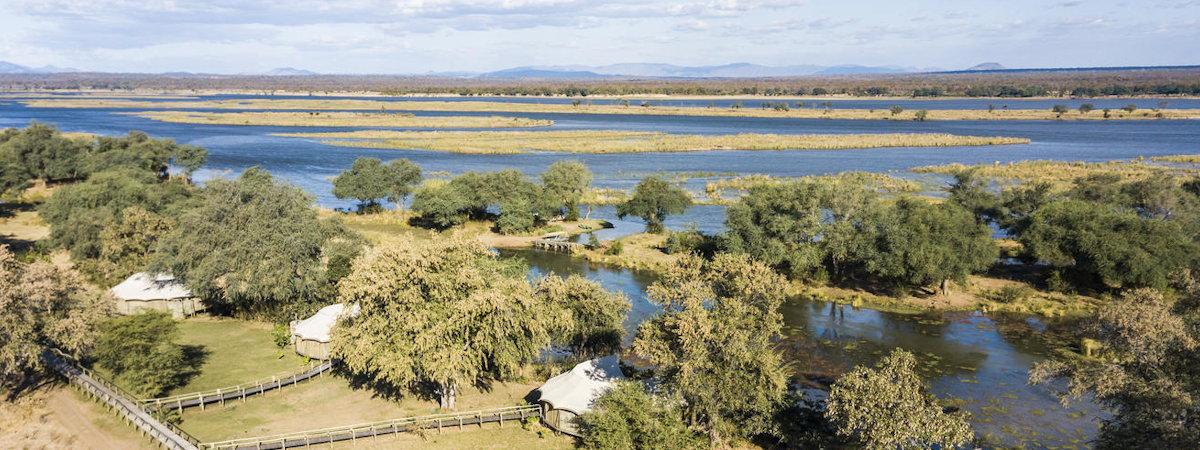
(197, 404, 543, 450)
(142, 361, 333, 412)
(44, 351, 202, 450)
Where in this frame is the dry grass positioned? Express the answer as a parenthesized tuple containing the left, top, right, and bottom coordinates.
(23, 98, 1200, 120)
(126, 111, 552, 128)
(913, 158, 1200, 189)
(1152, 154, 1200, 163)
(276, 130, 1029, 154)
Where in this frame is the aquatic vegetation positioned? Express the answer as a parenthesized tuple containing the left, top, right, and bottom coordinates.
(914, 158, 1200, 189)
(127, 111, 553, 128)
(274, 130, 1030, 154)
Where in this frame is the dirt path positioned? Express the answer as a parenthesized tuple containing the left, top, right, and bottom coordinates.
(44, 388, 150, 450)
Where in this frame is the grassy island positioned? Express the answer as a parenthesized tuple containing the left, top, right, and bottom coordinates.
(20, 97, 1200, 120)
(126, 111, 553, 128)
(275, 130, 1030, 154)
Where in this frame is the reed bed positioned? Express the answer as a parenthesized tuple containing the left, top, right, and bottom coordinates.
(704, 172, 924, 203)
(22, 98, 1200, 121)
(274, 130, 1029, 154)
(1151, 154, 1200, 163)
(913, 158, 1200, 187)
(125, 111, 552, 128)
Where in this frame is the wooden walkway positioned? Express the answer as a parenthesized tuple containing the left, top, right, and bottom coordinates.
(197, 404, 542, 449)
(142, 361, 333, 412)
(532, 239, 584, 254)
(44, 351, 202, 450)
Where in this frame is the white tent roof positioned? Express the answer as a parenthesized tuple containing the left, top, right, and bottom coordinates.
(536, 355, 625, 415)
(291, 303, 359, 343)
(110, 272, 192, 301)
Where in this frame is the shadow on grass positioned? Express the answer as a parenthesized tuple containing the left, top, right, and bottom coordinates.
(174, 344, 210, 391)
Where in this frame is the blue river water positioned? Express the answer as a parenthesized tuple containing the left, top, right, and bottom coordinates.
(6, 93, 1187, 447)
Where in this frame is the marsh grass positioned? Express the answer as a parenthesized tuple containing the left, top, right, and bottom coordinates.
(24, 98, 1200, 120)
(913, 158, 1200, 188)
(127, 111, 552, 128)
(703, 172, 924, 203)
(275, 130, 1030, 154)
(1152, 154, 1200, 163)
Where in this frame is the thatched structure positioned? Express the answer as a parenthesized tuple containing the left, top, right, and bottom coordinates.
(110, 272, 203, 318)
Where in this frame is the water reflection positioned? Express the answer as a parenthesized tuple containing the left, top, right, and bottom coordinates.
(506, 248, 1102, 447)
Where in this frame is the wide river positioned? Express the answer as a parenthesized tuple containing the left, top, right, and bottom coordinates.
(6, 93, 1192, 447)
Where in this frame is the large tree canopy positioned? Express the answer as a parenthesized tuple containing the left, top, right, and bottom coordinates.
(332, 238, 556, 409)
(535, 274, 629, 357)
(578, 381, 704, 450)
(152, 168, 354, 318)
(541, 160, 592, 221)
(826, 349, 974, 450)
(331, 157, 421, 211)
(94, 312, 195, 397)
(0, 245, 109, 396)
(859, 198, 998, 294)
(633, 253, 789, 444)
(1020, 200, 1196, 290)
(617, 176, 691, 234)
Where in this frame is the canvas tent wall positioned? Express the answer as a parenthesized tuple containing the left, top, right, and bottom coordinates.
(290, 303, 359, 360)
(535, 355, 625, 436)
(110, 272, 203, 319)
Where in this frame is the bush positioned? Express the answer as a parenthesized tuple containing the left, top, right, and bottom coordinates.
(663, 227, 721, 258)
(94, 312, 197, 397)
(604, 240, 624, 255)
(986, 284, 1034, 303)
(272, 323, 291, 348)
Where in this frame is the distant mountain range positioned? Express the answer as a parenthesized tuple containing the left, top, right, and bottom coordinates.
(965, 62, 1006, 71)
(261, 67, 319, 76)
(0, 61, 79, 74)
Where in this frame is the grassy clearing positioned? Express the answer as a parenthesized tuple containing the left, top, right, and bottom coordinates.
(578, 233, 681, 273)
(168, 317, 310, 395)
(126, 111, 552, 128)
(329, 422, 575, 449)
(277, 130, 1029, 154)
(913, 158, 1200, 189)
(177, 374, 543, 442)
(22, 98, 1200, 120)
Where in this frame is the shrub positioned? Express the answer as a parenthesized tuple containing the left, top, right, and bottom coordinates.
(94, 312, 197, 397)
(604, 240, 624, 255)
(987, 284, 1034, 303)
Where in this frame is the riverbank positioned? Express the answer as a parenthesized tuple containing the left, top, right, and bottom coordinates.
(278, 130, 1030, 154)
(126, 111, 553, 128)
(22, 97, 1200, 120)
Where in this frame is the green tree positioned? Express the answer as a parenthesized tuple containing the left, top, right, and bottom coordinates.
(1020, 200, 1196, 290)
(889, 105, 904, 116)
(332, 238, 555, 409)
(541, 160, 592, 221)
(80, 206, 177, 286)
(1052, 104, 1070, 116)
(0, 245, 109, 396)
(410, 181, 471, 229)
(1031, 286, 1200, 448)
(1079, 103, 1095, 114)
(913, 110, 929, 121)
(826, 349, 973, 450)
(94, 312, 195, 397)
(633, 254, 789, 444)
(172, 144, 208, 181)
(947, 170, 1001, 224)
(40, 168, 193, 262)
(579, 382, 704, 450)
(860, 198, 998, 294)
(152, 168, 352, 318)
(536, 275, 629, 357)
(616, 176, 691, 234)
(331, 157, 421, 212)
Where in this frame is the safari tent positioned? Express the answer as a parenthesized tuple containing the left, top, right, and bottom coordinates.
(290, 303, 359, 360)
(110, 272, 203, 318)
(535, 355, 626, 436)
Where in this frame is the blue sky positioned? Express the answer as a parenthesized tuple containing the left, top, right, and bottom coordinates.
(1, 0, 1197, 74)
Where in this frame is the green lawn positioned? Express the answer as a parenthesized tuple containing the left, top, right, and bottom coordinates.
(171, 317, 310, 394)
(178, 375, 543, 442)
(348, 422, 576, 449)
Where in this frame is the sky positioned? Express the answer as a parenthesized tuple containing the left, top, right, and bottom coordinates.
(0, 0, 1197, 74)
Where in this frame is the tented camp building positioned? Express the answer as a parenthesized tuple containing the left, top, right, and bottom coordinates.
(110, 272, 203, 318)
(290, 303, 359, 360)
(534, 355, 626, 436)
